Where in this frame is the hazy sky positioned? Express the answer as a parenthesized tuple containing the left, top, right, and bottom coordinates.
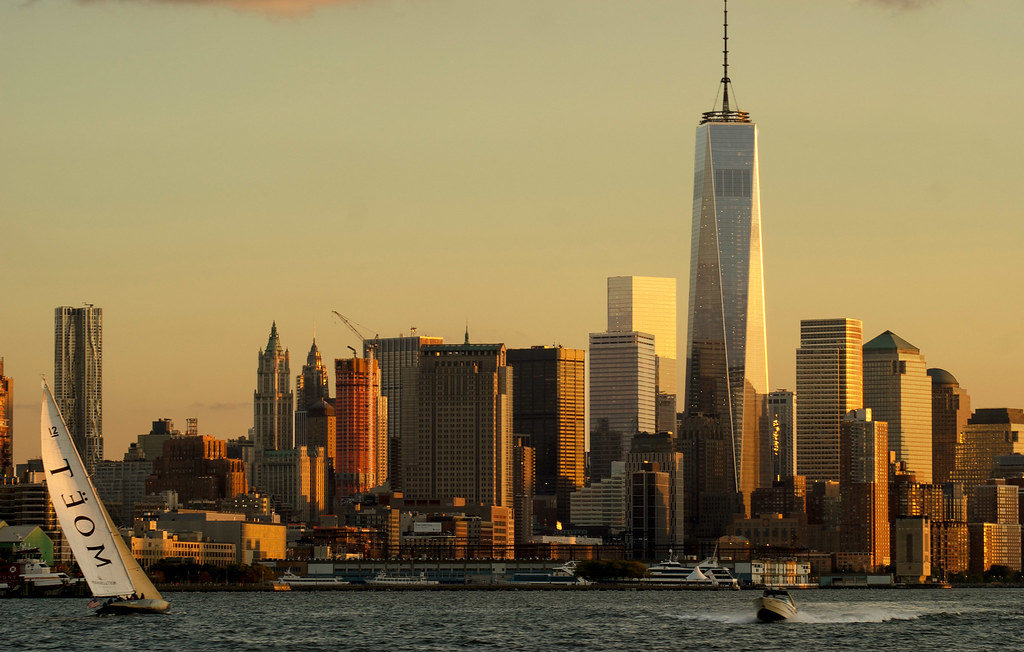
(3, 0, 1023, 464)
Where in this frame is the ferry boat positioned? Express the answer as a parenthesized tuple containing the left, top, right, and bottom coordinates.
(365, 571, 439, 586)
(755, 588, 798, 622)
(643, 555, 741, 589)
(507, 561, 590, 586)
(276, 571, 350, 589)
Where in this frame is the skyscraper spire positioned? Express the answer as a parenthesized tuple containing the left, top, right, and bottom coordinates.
(701, 0, 750, 125)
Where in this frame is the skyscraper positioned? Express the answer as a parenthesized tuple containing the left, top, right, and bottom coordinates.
(765, 390, 796, 483)
(295, 338, 330, 449)
(684, 4, 768, 511)
(54, 305, 103, 473)
(364, 334, 443, 491)
(839, 408, 890, 571)
(607, 276, 677, 432)
(863, 330, 933, 483)
(507, 346, 585, 524)
(588, 331, 656, 484)
(795, 318, 863, 481)
(335, 356, 385, 497)
(401, 342, 513, 513)
(254, 323, 293, 486)
(0, 359, 11, 477)
(928, 368, 970, 485)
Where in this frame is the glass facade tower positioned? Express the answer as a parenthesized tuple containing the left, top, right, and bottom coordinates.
(684, 111, 768, 509)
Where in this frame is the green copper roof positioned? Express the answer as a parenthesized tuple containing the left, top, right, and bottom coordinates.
(863, 330, 919, 353)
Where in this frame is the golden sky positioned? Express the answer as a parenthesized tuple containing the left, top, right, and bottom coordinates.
(3, 0, 1022, 463)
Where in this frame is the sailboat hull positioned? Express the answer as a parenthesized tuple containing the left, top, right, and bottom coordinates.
(97, 598, 170, 615)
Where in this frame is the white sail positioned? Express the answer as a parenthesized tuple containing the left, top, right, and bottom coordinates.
(40, 381, 161, 599)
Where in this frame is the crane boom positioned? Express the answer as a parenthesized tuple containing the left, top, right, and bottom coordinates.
(331, 311, 380, 357)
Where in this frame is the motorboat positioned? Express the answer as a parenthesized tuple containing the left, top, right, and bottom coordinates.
(755, 588, 798, 622)
(365, 571, 439, 586)
(507, 561, 590, 586)
(276, 571, 350, 589)
(40, 381, 170, 615)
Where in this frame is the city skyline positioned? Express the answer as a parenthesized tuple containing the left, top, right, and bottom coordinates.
(4, 0, 1024, 464)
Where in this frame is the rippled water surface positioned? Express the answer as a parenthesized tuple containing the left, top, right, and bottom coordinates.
(4, 589, 1024, 650)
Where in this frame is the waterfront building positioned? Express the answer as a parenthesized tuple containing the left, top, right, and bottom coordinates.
(626, 433, 685, 551)
(391, 497, 514, 559)
(893, 517, 931, 583)
(839, 409, 890, 571)
(146, 435, 247, 507)
(765, 390, 796, 483)
(628, 462, 671, 560)
(863, 331, 933, 483)
(54, 305, 103, 473)
(335, 356, 386, 496)
(589, 331, 656, 483)
(569, 461, 626, 533)
(795, 318, 863, 482)
(364, 334, 443, 491)
(150, 510, 287, 564)
(401, 342, 513, 516)
(0, 359, 11, 477)
(684, 13, 769, 517)
(259, 446, 326, 524)
(130, 531, 236, 569)
(507, 346, 585, 524)
(729, 512, 806, 549)
(295, 338, 331, 450)
(0, 523, 54, 566)
(931, 521, 969, 577)
(969, 522, 1022, 573)
(951, 409, 1024, 487)
(512, 435, 535, 547)
(928, 368, 970, 485)
(0, 468, 70, 564)
(254, 323, 293, 455)
(607, 276, 677, 432)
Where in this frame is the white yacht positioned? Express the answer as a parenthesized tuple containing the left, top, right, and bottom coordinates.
(366, 571, 439, 586)
(19, 558, 79, 590)
(755, 588, 798, 622)
(507, 561, 590, 586)
(644, 555, 740, 589)
(276, 571, 350, 589)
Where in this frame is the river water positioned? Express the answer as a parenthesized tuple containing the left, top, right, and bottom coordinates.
(3, 588, 1022, 650)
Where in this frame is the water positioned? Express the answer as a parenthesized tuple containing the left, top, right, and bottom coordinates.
(3, 589, 1024, 650)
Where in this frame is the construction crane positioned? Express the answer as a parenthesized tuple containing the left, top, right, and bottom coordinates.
(331, 311, 379, 358)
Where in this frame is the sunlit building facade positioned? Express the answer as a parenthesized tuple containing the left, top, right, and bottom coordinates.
(684, 83, 768, 514)
(335, 356, 385, 496)
(607, 276, 677, 432)
(951, 409, 1024, 488)
(863, 331, 932, 483)
(254, 323, 293, 454)
(0, 359, 11, 477)
(795, 318, 863, 482)
(839, 409, 890, 571)
(54, 305, 104, 473)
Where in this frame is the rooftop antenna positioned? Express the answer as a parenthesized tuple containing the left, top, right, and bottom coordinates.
(721, 0, 730, 113)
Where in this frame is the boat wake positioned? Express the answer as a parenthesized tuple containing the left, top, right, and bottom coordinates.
(670, 608, 960, 625)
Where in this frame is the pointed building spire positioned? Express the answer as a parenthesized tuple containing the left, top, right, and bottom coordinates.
(700, 0, 750, 125)
(464, 321, 470, 345)
(266, 321, 282, 353)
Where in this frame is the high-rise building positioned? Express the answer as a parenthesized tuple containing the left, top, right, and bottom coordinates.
(607, 276, 677, 432)
(512, 435, 535, 548)
(795, 318, 863, 482)
(863, 331, 933, 483)
(146, 435, 247, 507)
(588, 331, 656, 483)
(629, 462, 672, 560)
(684, 7, 768, 513)
(839, 408, 890, 571)
(0, 359, 12, 477)
(765, 390, 796, 483)
(335, 356, 385, 497)
(679, 413, 740, 543)
(93, 443, 152, 526)
(260, 445, 326, 524)
(928, 369, 971, 485)
(401, 342, 513, 514)
(365, 334, 443, 491)
(507, 346, 585, 524)
(952, 409, 1024, 487)
(254, 323, 293, 456)
(626, 433, 685, 553)
(295, 338, 330, 449)
(569, 461, 626, 533)
(54, 305, 103, 473)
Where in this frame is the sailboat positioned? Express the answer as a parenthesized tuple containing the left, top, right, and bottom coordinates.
(40, 381, 169, 614)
